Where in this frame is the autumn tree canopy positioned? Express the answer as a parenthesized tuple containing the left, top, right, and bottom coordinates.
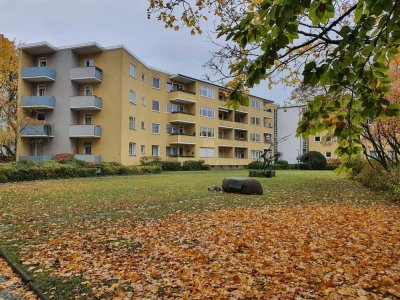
(149, 0, 400, 170)
(0, 34, 18, 157)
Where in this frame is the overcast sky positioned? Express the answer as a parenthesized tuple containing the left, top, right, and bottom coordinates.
(0, 0, 291, 104)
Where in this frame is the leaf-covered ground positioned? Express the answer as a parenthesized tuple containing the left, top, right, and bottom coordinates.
(0, 170, 398, 298)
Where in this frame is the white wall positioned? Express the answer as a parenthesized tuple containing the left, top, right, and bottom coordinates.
(276, 106, 305, 164)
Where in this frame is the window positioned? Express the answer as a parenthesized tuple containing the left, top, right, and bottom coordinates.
(251, 150, 260, 160)
(141, 145, 145, 154)
(250, 100, 262, 110)
(250, 117, 261, 126)
(84, 59, 94, 67)
(326, 152, 332, 158)
(129, 116, 136, 130)
(200, 127, 214, 138)
(200, 107, 215, 118)
(36, 112, 45, 121)
(152, 145, 160, 157)
(84, 86, 93, 96)
(37, 84, 46, 96)
(141, 121, 145, 130)
(199, 147, 215, 158)
(251, 133, 261, 142)
(29, 140, 44, 156)
(264, 133, 272, 143)
(129, 63, 137, 78)
(141, 72, 145, 81)
(314, 136, 321, 142)
(141, 96, 146, 106)
(200, 86, 215, 99)
(152, 123, 160, 134)
(152, 100, 160, 112)
(129, 90, 137, 104)
(38, 56, 47, 67)
(84, 114, 92, 125)
(166, 82, 184, 92)
(129, 142, 136, 156)
(167, 103, 184, 113)
(152, 77, 160, 89)
(326, 136, 332, 142)
(84, 143, 92, 155)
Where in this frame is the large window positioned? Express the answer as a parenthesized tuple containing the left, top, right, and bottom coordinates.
(152, 100, 160, 112)
(251, 133, 261, 142)
(129, 90, 137, 104)
(251, 150, 260, 160)
(129, 63, 137, 78)
(200, 86, 215, 99)
(152, 77, 160, 89)
(129, 116, 136, 130)
(199, 147, 215, 158)
(200, 106, 215, 118)
(200, 127, 214, 138)
(129, 142, 136, 156)
(166, 103, 184, 113)
(251, 99, 262, 110)
(152, 123, 160, 134)
(250, 117, 261, 126)
(152, 145, 160, 157)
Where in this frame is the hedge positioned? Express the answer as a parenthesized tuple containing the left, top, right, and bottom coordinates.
(0, 160, 161, 183)
(139, 157, 211, 171)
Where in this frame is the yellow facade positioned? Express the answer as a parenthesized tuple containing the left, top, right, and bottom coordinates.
(17, 43, 277, 167)
(308, 132, 339, 160)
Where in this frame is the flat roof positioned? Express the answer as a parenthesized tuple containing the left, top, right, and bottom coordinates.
(18, 41, 274, 103)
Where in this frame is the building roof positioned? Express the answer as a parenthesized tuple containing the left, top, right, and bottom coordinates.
(19, 41, 274, 103)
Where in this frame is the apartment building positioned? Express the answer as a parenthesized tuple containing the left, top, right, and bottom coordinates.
(17, 42, 276, 167)
(277, 105, 338, 163)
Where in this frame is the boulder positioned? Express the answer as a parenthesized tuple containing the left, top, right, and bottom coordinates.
(222, 178, 263, 195)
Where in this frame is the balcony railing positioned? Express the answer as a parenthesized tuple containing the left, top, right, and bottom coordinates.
(70, 96, 102, 110)
(170, 132, 196, 136)
(20, 125, 53, 138)
(169, 112, 196, 124)
(169, 134, 196, 145)
(19, 155, 52, 162)
(21, 96, 55, 110)
(74, 155, 102, 163)
(22, 67, 56, 82)
(168, 90, 197, 103)
(70, 66, 103, 83)
(69, 125, 102, 138)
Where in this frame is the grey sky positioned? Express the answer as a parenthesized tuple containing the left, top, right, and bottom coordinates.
(0, 0, 291, 104)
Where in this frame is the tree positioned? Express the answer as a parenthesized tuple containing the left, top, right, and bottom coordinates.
(0, 34, 19, 157)
(148, 0, 400, 171)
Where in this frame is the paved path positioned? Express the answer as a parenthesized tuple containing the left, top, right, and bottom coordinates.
(0, 258, 37, 300)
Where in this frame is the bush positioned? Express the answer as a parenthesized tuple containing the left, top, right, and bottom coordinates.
(247, 161, 264, 170)
(274, 160, 289, 170)
(300, 151, 327, 170)
(140, 156, 162, 166)
(249, 170, 265, 177)
(181, 160, 209, 171)
(356, 162, 400, 198)
(161, 161, 182, 171)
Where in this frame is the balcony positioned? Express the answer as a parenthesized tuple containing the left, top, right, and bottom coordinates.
(69, 125, 102, 138)
(19, 155, 52, 162)
(70, 67, 103, 83)
(20, 125, 53, 138)
(169, 134, 196, 145)
(169, 112, 195, 124)
(74, 154, 102, 163)
(21, 96, 55, 110)
(168, 90, 196, 104)
(70, 96, 102, 110)
(22, 67, 56, 82)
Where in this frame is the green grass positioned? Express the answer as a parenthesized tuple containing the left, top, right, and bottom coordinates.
(0, 170, 392, 298)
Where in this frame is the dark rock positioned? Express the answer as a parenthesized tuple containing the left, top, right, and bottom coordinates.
(222, 178, 263, 195)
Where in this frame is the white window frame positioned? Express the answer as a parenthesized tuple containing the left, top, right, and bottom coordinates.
(129, 116, 136, 130)
(200, 86, 215, 99)
(250, 117, 260, 126)
(84, 142, 92, 155)
(152, 100, 160, 112)
(141, 96, 146, 106)
(152, 145, 160, 157)
(199, 147, 215, 158)
(251, 150, 260, 160)
(250, 100, 262, 110)
(250, 133, 261, 143)
(84, 58, 94, 67)
(152, 77, 160, 89)
(314, 136, 321, 142)
(200, 127, 215, 138)
(129, 63, 137, 78)
(83, 114, 92, 125)
(37, 84, 46, 96)
(200, 106, 215, 118)
(141, 145, 146, 154)
(84, 86, 93, 96)
(152, 123, 160, 135)
(38, 56, 47, 67)
(129, 89, 137, 104)
(129, 142, 137, 156)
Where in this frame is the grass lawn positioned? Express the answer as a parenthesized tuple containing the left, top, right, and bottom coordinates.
(0, 170, 398, 299)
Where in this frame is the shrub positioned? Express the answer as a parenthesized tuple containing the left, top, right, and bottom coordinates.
(300, 151, 327, 170)
(249, 170, 265, 177)
(181, 160, 209, 171)
(140, 156, 162, 166)
(161, 161, 182, 171)
(247, 161, 264, 170)
(274, 160, 289, 170)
